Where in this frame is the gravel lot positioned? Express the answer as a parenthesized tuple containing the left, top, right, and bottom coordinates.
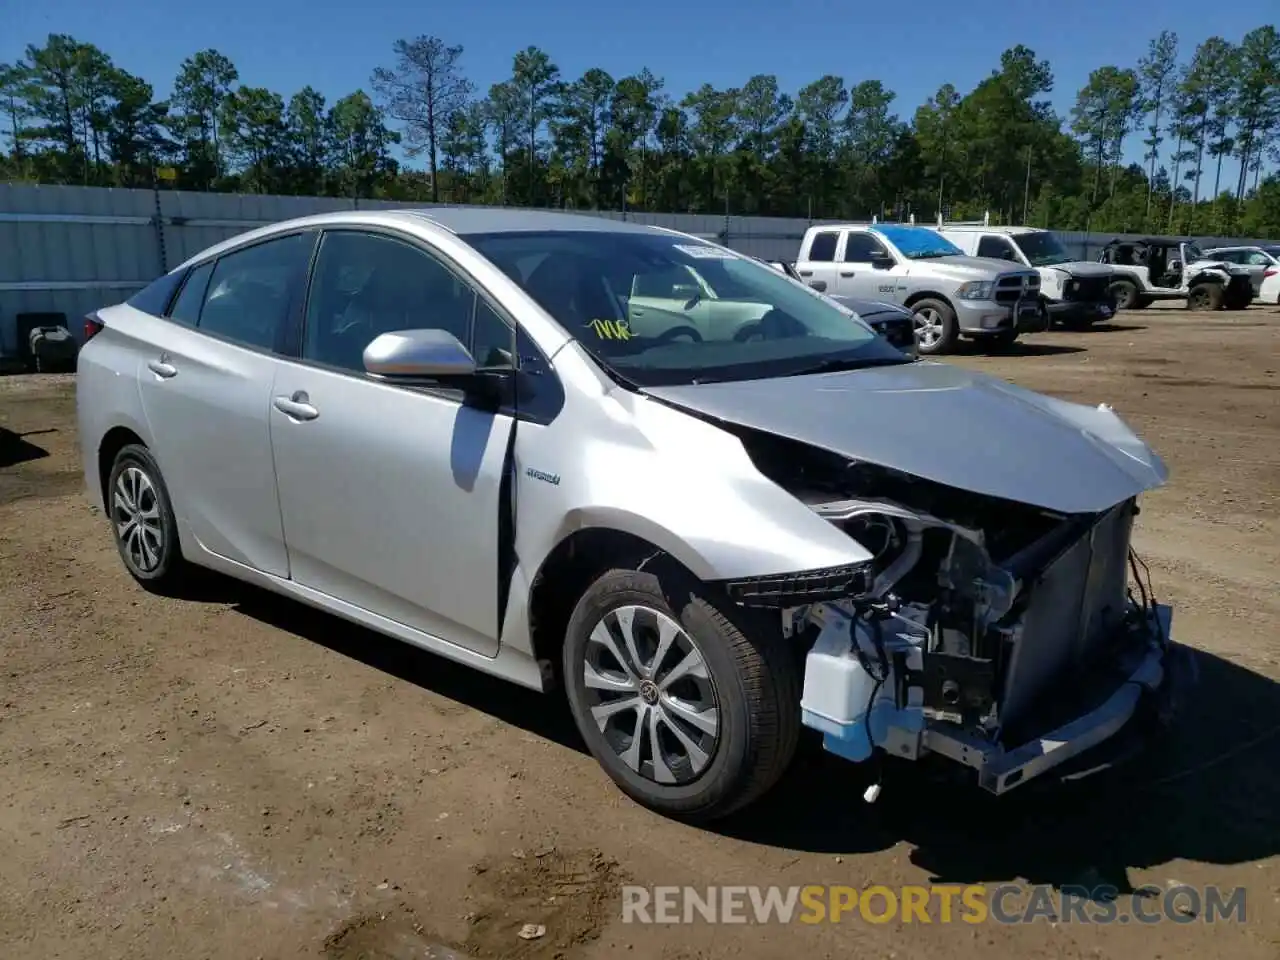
(2, 304, 1278, 960)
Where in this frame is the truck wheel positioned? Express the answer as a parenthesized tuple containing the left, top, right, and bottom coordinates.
(1110, 278, 1140, 310)
(910, 298, 958, 355)
(1188, 283, 1223, 311)
(562, 567, 800, 822)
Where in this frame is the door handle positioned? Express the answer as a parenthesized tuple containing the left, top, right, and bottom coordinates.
(809, 280, 828, 292)
(798, 269, 814, 277)
(839, 270, 856, 277)
(273, 392, 319, 421)
(147, 358, 177, 379)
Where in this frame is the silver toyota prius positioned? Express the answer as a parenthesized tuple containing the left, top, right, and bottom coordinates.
(76, 208, 1186, 821)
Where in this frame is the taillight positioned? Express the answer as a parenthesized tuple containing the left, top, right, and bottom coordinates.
(1265, 268, 1278, 278)
(83, 313, 104, 342)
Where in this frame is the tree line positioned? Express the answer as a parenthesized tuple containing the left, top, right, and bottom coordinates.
(2, 28, 1278, 237)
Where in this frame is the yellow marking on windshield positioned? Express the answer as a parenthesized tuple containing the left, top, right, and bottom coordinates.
(589, 318, 632, 340)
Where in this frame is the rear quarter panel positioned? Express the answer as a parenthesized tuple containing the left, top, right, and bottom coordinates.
(75, 304, 152, 510)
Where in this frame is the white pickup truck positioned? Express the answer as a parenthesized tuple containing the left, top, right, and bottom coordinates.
(936, 223, 1117, 329)
(793, 223, 1044, 355)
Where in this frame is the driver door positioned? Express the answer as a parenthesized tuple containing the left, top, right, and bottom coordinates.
(268, 228, 516, 655)
(835, 232, 895, 301)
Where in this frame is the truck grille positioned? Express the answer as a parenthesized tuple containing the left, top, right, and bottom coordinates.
(994, 274, 1040, 305)
(998, 500, 1135, 726)
(1063, 276, 1110, 302)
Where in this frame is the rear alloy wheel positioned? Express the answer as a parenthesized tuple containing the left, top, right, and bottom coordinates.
(107, 444, 188, 593)
(910, 298, 958, 356)
(563, 568, 800, 822)
(1187, 282, 1223, 311)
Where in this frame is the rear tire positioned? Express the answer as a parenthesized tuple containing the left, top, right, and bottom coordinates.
(1187, 282, 1223, 311)
(562, 567, 800, 822)
(106, 444, 190, 594)
(910, 298, 959, 356)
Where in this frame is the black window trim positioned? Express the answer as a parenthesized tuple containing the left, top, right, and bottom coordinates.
(126, 268, 187, 318)
(164, 259, 215, 327)
(282, 223, 564, 425)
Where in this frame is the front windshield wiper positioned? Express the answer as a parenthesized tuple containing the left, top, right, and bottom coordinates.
(908, 252, 951, 260)
(786, 355, 911, 377)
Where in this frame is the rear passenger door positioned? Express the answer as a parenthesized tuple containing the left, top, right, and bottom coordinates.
(797, 230, 841, 293)
(137, 232, 313, 577)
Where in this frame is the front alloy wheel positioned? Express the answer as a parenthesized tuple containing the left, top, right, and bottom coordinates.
(582, 605, 720, 785)
(563, 568, 800, 822)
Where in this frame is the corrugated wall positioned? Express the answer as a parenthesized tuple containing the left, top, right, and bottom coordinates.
(1, 182, 1274, 355)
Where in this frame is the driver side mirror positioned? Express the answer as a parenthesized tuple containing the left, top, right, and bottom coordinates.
(363, 328, 477, 379)
(871, 253, 895, 270)
(671, 283, 701, 301)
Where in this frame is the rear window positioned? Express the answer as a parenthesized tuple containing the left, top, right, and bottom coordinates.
(126, 271, 184, 317)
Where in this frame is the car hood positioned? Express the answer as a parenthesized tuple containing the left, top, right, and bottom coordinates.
(827, 296, 911, 318)
(911, 256, 1036, 282)
(644, 362, 1168, 514)
(1045, 262, 1113, 279)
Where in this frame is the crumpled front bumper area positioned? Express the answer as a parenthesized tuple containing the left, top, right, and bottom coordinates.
(799, 602, 1186, 794)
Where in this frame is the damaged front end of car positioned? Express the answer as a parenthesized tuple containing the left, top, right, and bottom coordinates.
(724, 428, 1183, 796)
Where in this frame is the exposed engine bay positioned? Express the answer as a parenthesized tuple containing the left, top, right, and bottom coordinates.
(730, 427, 1173, 793)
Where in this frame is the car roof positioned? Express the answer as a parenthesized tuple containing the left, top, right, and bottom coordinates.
(937, 225, 1041, 235)
(169, 207, 686, 273)
(1104, 236, 1191, 246)
(402, 206, 661, 236)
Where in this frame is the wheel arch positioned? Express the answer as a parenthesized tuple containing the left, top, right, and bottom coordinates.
(97, 425, 148, 509)
(903, 290, 955, 311)
(525, 524, 704, 688)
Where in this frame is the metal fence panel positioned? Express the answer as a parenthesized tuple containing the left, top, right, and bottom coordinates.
(2, 182, 1277, 357)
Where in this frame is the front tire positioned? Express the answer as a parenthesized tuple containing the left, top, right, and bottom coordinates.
(1188, 282, 1224, 311)
(562, 568, 800, 822)
(911, 298, 959, 356)
(106, 444, 189, 593)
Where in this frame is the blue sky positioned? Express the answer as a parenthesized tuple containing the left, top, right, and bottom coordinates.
(2, 0, 1268, 184)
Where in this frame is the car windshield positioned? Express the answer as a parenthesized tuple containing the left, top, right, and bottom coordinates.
(871, 225, 962, 260)
(1011, 231, 1072, 266)
(465, 230, 907, 387)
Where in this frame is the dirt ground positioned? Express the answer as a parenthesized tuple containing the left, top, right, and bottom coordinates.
(2, 304, 1278, 960)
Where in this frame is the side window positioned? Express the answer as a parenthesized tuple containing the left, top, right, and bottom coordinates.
(1245, 251, 1270, 266)
(842, 232, 885, 263)
(126, 270, 184, 317)
(977, 235, 1018, 261)
(303, 230, 475, 373)
(632, 266, 695, 299)
(807, 232, 838, 262)
(198, 234, 308, 350)
(472, 297, 515, 369)
(168, 261, 213, 327)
